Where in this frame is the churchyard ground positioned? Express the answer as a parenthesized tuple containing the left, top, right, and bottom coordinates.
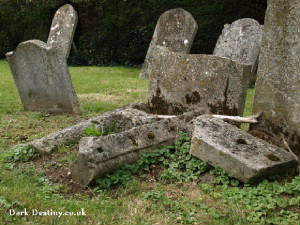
(0, 60, 299, 225)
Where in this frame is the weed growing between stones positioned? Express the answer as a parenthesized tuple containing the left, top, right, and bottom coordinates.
(94, 131, 300, 225)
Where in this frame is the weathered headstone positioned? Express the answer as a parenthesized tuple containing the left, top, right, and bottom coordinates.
(140, 8, 198, 78)
(47, 4, 78, 59)
(147, 46, 253, 116)
(251, 0, 300, 150)
(213, 18, 263, 65)
(6, 4, 79, 113)
(190, 116, 298, 183)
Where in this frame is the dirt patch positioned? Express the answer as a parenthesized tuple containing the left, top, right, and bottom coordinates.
(28, 145, 95, 198)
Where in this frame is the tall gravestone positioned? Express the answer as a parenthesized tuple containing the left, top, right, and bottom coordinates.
(251, 0, 300, 150)
(213, 18, 263, 65)
(140, 8, 198, 78)
(6, 4, 79, 114)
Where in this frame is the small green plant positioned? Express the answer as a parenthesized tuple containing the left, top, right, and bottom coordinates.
(6, 145, 39, 162)
(85, 122, 117, 137)
(108, 121, 117, 135)
(85, 123, 104, 136)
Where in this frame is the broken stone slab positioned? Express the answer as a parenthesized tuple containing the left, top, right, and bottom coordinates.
(190, 115, 298, 183)
(140, 8, 198, 78)
(71, 119, 181, 186)
(26, 102, 207, 154)
(251, 0, 300, 151)
(6, 4, 79, 114)
(147, 46, 253, 116)
(47, 4, 78, 59)
(27, 103, 160, 154)
(6, 40, 79, 114)
(213, 18, 263, 65)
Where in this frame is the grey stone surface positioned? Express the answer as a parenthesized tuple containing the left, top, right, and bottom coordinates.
(6, 40, 79, 114)
(190, 116, 298, 183)
(47, 4, 78, 59)
(5, 4, 79, 113)
(213, 18, 263, 65)
(28, 103, 159, 153)
(147, 46, 253, 116)
(27, 102, 207, 154)
(140, 8, 198, 78)
(251, 0, 300, 150)
(71, 119, 179, 186)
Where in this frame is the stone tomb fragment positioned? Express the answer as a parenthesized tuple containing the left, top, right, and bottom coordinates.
(6, 4, 79, 113)
(71, 119, 180, 186)
(147, 46, 253, 116)
(190, 116, 298, 183)
(213, 18, 263, 65)
(140, 8, 198, 78)
(251, 0, 300, 151)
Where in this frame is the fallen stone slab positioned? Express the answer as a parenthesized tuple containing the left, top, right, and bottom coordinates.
(71, 119, 181, 186)
(147, 46, 253, 116)
(28, 103, 160, 154)
(140, 8, 197, 78)
(213, 18, 263, 65)
(251, 0, 300, 151)
(190, 115, 298, 183)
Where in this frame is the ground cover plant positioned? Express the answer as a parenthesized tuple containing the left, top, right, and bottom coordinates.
(0, 60, 299, 225)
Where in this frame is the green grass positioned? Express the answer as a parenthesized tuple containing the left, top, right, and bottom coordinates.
(0, 60, 299, 225)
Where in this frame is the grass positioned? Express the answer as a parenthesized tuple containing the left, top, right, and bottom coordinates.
(0, 60, 299, 225)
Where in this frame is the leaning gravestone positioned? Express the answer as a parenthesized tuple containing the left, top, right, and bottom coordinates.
(213, 18, 263, 65)
(251, 0, 300, 150)
(147, 46, 253, 116)
(6, 4, 79, 114)
(47, 4, 78, 59)
(140, 8, 198, 78)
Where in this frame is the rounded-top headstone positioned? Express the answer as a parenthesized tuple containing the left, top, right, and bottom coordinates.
(213, 18, 263, 65)
(140, 8, 198, 78)
(47, 4, 78, 59)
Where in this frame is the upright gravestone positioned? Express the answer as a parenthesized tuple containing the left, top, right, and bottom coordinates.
(6, 4, 79, 114)
(251, 0, 300, 150)
(140, 8, 198, 78)
(213, 18, 263, 65)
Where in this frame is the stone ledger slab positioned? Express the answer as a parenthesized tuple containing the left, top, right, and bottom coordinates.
(251, 0, 300, 150)
(213, 18, 263, 65)
(147, 46, 253, 116)
(140, 8, 198, 78)
(190, 116, 298, 183)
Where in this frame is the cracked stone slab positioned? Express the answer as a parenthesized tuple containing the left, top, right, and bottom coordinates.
(251, 0, 300, 150)
(140, 8, 198, 78)
(213, 18, 263, 65)
(147, 46, 253, 116)
(28, 103, 160, 154)
(190, 115, 298, 183)
(71, 119, 181, 186)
